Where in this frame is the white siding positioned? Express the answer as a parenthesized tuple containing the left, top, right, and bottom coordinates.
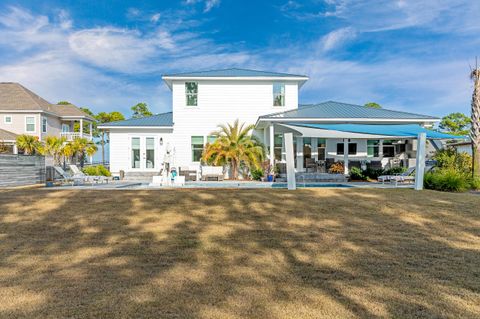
(171, 80, 299, 167)
(109, 128, 173, 174)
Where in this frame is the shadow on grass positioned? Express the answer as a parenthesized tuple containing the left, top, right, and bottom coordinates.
(0, 188, 479, 318)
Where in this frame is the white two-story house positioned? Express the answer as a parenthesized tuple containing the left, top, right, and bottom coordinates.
(99, 68, 451, 178)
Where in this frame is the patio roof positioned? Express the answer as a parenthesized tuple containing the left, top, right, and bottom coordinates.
(281, 123, 463, 139)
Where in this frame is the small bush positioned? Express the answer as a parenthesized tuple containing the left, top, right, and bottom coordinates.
(250, 168, 264, 181)
(434, 149, 472, 173)
(349, 167, 367, 180)
(329, 162, 344, 174)
(424, 169, 470, 192)
(363, 168, 384, 179)
(383, 167, 407, 176)
(83, 165, 111, 177)
(471, 177, 480, 190)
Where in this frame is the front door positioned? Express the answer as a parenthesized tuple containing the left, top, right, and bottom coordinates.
(131, 137, 156, 170)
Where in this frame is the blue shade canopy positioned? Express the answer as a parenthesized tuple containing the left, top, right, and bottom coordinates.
(288, 123, 464, 139)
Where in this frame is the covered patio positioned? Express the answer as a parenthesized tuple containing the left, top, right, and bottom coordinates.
(264, 123, 460, 190)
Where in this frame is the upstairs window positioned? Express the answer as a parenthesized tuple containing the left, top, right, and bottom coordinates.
(42, 117, 47, 133)
(4, 115, 12, 124)
(185, 82, 198, 106)
(273, 83, 285, 106)
(25, 116, 35, 132)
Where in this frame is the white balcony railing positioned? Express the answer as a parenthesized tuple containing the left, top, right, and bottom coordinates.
(60, 132, 92, 141)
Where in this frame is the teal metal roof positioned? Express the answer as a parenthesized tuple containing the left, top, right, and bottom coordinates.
(288, 123, 462, 139)
(163, 68, 308, 78)
(261, 101, 439, 120)
(99, 112, 173, 127)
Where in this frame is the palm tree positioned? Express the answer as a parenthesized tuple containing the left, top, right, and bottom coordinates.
(16, 134, 40, 155)
(65, 138, 98, 168)
(37, 136, 67, 165)
(202, 120, 264, 180)
(471, 64, 480, 178)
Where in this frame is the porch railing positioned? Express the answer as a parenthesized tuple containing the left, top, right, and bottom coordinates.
(60, 132, 92, 141)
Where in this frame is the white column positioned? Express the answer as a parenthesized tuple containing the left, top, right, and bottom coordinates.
(379, 140, 384, 159)
(414, 133, 426, 190)
(13, 144, 18, 154)
(89, 122, 93, 140)
(344, 139, 349, 175)
(79, 119, 83, 138)
(269, 124, 275, 167)
(296, 136, 303, 172)
(263, 127, 268, 155)
(284, 132, 296, 190)
(312, 138, 318, 161)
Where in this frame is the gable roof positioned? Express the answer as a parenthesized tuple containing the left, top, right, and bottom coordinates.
(163, 68, 308, 78)
(0, 128, 18, 141)
(0, 83, 94, 120)
(98, 112, 173, 128)
(259, 101, 439, 122)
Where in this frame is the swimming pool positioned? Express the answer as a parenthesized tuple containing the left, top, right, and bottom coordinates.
(271, 183, 352, 188)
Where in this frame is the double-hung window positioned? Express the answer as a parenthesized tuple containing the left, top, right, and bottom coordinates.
(367, 140, 379, 157)
(274, 134, 283, 161)
(337, 143, 357, 155)
(42, 117, 47, 133)
(273, 83, 285, 106)
(185, 82, 198, 106)
(25, 116, 35, 132)
(191, 136, 204, 162)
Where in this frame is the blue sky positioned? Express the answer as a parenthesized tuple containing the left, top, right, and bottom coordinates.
(0, 0, 479, 117)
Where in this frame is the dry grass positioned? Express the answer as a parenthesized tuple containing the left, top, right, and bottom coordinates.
(0, 188, 479, 318)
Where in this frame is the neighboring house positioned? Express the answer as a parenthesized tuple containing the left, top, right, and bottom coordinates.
(0, 83, 95, 150)
(448, 140, 473, 156)
(98, 68, 443, 176)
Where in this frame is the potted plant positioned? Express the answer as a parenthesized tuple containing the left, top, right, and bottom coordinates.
(267, 165, 275, 182)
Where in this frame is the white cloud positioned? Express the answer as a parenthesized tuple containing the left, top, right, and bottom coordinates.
(204, 0, 221, 12)
(151, 13, 161, 23)
(320, 27, 356, 52)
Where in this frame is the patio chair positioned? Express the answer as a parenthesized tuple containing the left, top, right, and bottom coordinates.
(53, 166, 84, 186)
(179, 166, 198, 181)
(69, 165, 108, 184)
(201, 166, 224, 181)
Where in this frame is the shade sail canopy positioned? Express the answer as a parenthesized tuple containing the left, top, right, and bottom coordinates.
(284, 123, 463, 139)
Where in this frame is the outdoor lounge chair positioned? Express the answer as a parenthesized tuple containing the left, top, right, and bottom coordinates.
(69, 165, 108, 184)
(201, 166, 224, 181)
(378, 167, 415, 184)
(53, 166, 84, 186)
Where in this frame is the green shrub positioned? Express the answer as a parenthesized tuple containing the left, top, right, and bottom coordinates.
(83, 165, 111, 177)
(383, 167, 407, 176)
(424, 168, 470, 192)
(250, 168, 264, 181)
(349, 167, 366, 180)
(471, 177, 480, 190)
(363, 168, 384, 179)
(433, 149, 472, 173)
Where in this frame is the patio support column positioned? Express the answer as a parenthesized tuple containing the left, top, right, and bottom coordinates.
(312, 138, 318, 161)
(79, 119, 83, 138)
(343, 139, 349, 175)
(13, 144, 18, 154)
(284, 132, 296, 190)
(269, 123, 275, 167)
(414, 132, 426, 190)
(263, 127, 268, 155)
(89, 122, 93, 140)
(296, 136, 303, 172)
(379, 140, 384, 159)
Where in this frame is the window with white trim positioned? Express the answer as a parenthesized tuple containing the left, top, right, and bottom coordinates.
(62, 124, 70, 132)
(25, 116, 35, 132)
(185, 82, 198, 106)
(273, 83, 285, 106)
(4, 116, 12, 124)
(191, 136, 204, 162)
(42, 117, 47, 133)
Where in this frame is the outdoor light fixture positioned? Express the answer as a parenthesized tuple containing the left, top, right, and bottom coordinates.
(159, 137, 163, 146)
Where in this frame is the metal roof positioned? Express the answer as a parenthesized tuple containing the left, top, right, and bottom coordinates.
(163, 68, 308, 78)
(260, 101, 439, 120)
(287, 123, 462, 139)
(99, 112, 173, 127)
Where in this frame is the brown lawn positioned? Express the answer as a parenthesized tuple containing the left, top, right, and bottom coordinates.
(0, 188, 479, 319)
